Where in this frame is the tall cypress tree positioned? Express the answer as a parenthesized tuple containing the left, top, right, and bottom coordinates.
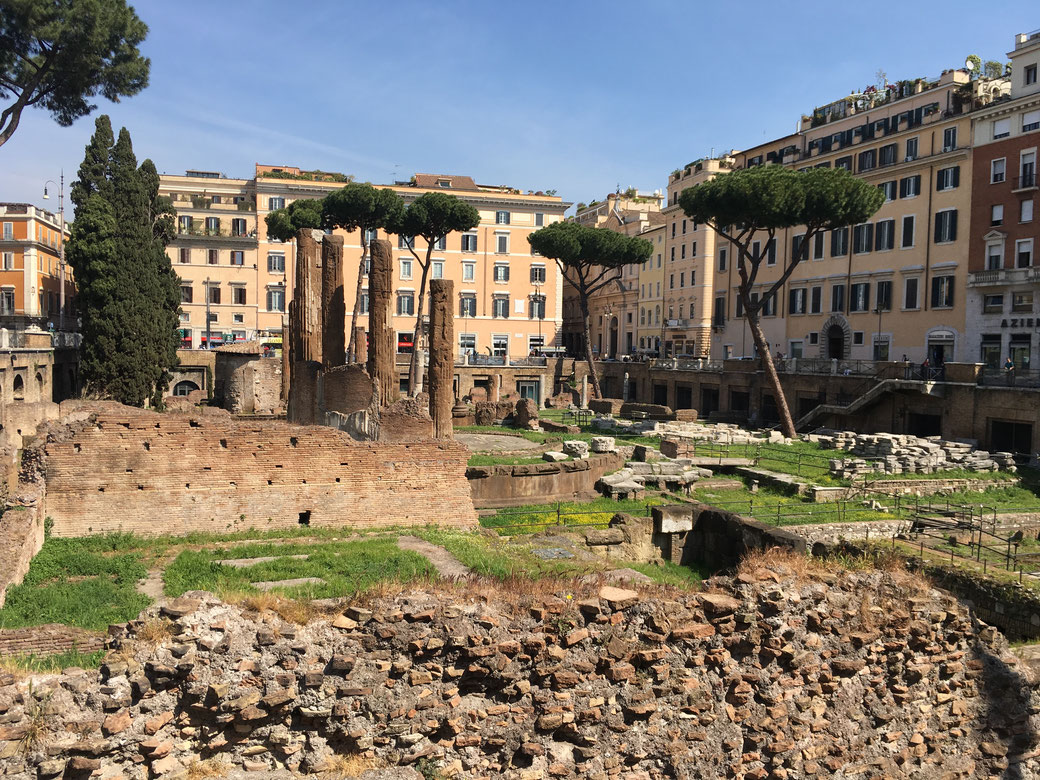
(67, 115, 180, 406)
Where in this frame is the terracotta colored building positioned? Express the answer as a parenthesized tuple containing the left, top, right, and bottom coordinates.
(0, 203, 75, 329)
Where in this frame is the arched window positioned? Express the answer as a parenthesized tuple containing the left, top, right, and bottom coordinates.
(173, 380, 200, 396)
(12, 374, 24, 400)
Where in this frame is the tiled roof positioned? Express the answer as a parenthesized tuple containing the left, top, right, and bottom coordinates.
(412, 174, 479, 191)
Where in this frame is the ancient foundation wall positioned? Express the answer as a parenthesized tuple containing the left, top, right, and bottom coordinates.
(0, 624, 105, 656)
(0, 501, 45, 608)
(466, 453, 625, 508)
(39, 407, 477, 537)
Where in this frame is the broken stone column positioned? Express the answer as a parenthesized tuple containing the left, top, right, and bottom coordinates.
(428, 279, 454, 440)
(367, 239, 396, 407)
(321, 235, 345, 369)
(581, 375, 589, 408)
(288, 229, 323, 423)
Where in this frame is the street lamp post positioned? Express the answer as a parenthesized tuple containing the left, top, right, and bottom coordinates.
(43, 172, 66, 331)
(205, 277, 211, 349)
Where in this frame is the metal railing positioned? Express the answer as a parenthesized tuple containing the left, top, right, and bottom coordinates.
(979, 367, 1040, 388)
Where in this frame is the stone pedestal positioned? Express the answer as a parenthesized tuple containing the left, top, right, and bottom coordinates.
(321, 235, 345, 369)
(367, 239, 396, 407)
(429, 279, 454, 440)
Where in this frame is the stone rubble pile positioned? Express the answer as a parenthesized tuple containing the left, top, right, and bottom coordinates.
(814, 431, 1018, 479)
(2, 569, 1037, 780)
(597, 460, 712, 499)
(653, 421, 789, 446)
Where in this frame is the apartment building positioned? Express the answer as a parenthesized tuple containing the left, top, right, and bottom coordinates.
(162, 167, 569, 358)
(701, 67, 1009, 364)
(967, 30, 1040, 372)
(0, 203, 75, 329)
(568, 191, 663, 358)
(636, 223, 666, 354)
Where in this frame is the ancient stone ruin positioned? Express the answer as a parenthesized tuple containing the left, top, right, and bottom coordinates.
(816, 431, 1018, 479)
(3, 563, 1037, 779)
(287, 232, 455, 442)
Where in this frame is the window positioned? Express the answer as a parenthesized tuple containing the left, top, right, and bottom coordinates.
(363, 228, 378, 244)
(462, 262, 475, 281)
(205, 217, 220, 235)
(879, 181, 896, 201)
(496, 233, 509, 254)
(230, 250, 244, 266)
(400, 259, 412, 279)
(735, 296, 743, 317)
(879, 143, 898, 167)
(492, 334, 508, 356)
(493, 262, 509, 282)
(853, 224, 873, 254)
(836, 155, 852, 171)
(231, 218, 247, 237)
(992, 158, 1006, 183)
(179, 247, 190, 264)
(268, 197, 285, 210)
(831, 227, 849, 257)
(751, 240, 760, 261)
(208, 249, 218, 265)
(681, 244, 686, 260)
(903, 277, 919, 310)
(813, 232, 825, 260)
(936, 166, 960, 191)
(762, 293, 776, 317)
(850, 283, 870, 312)
(943, 127, 957, 151)
(461, 233, 477, 252)
(1, 222, 11, 240)
(267, 253, 285, 273)
(432, 261, 443, 279)
(359, 291, 369, 314)
(905, 137, 919, 161)
(1021, 151, 1036, 188)
(877, 280, 892, 310)
(1027, 64, 1038, 87)
(180, 285, 193, 304)
(992, 204, 1004, 226)
(1013, 291, 1034, 312)
(669, 273, 675, 290)
(981, 335, 1002, 368)
(789, 288, 806, 314)
(931, 275, 954, 308)
(459, 295, 476, 318)
(831, 284, 845, 313)
(680, 271, 685, 287)
(535, 212, 544, 227)
(901, 215, 915, 248)
(993, 118, 1011, 139)
(433, 236, 446, 251)
(1023, 199, 1035, 223)
(0, 289, 13, 315)
(853, 332, 864, 346)
(875, 219, 895, 251)
(713, 296, 725, 326)
(207, 285, 221, 304)
(983, 294, 1004, 314)
(787, 236, 799, 263)
(233, 287, 246, 305)
(459, 333, 476, 353)
(810, 286, 822, 314)
(934, 210, 957, 243)
(266, 288, 285, 312)
(207, 312, 217, 324)
(530, 294, 545, 319)
(1025, 110, 1040, 133)
(719, 247, 727, 271)
(900, 175, 921, 198)
(857, 148, 876, 171)
(986, 242, 1004, 270)
(398, 235, 414, 250)
(396, 292, 414, 316)
(492, 296, 509, 318)
(178, 215, 193, 233)
(530, 265, 546, 284)
(1017, 239, 1034, 268)
(495, 211, 510, 225)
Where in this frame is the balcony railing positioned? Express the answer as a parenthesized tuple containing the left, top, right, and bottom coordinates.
(968, 267, 1040, 286)
(980, 367, 1040, 388)
(176, 227, 257, 240)
(665, 318, 692, 329)
(1013, 172, 1037, 191)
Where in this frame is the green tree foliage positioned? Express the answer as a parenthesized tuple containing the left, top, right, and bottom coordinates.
(0, 0, 149, 148)
(322, 184, 405, 362)
(66, 115, 180, 407)
(679, 164, 884, 436)
(528, 222, 652, 398)
(392, 192, 479, 394)
(264, 198, 324, 242)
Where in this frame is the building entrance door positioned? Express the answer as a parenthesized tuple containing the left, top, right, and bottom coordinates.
(827, 325, 844, 360)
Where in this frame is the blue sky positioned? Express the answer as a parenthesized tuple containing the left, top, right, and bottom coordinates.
(2, 1, 1038, 211)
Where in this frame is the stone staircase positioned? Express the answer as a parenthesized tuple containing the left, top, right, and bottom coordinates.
(795, 378, 937, 431)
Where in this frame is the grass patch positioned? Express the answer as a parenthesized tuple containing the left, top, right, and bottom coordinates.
(0, 536, 151, 630)
(413, 529, 601, 580)
(163, 537, 434, 599)
(693, 479, 898, 526)
(0, 648, 105, 674)
(466, 454, 557, 468)
(627, 561, 707, 589)
(480, 497, 668, 535)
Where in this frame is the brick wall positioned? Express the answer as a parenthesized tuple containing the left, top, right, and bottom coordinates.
(41, 407, 477, 537)
(0, 624, 105, 656)
(0, 499, 45, 608)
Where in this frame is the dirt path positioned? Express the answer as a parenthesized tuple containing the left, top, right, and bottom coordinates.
(136, 569, 165, 600)
(397, 536, 471, 580)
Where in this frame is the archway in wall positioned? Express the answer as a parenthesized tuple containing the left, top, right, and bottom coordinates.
(173, 380, 200, 397)
(35, 372, 44, 398)
(12, 374, 24, 401)
(819, 315, 851, 360)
